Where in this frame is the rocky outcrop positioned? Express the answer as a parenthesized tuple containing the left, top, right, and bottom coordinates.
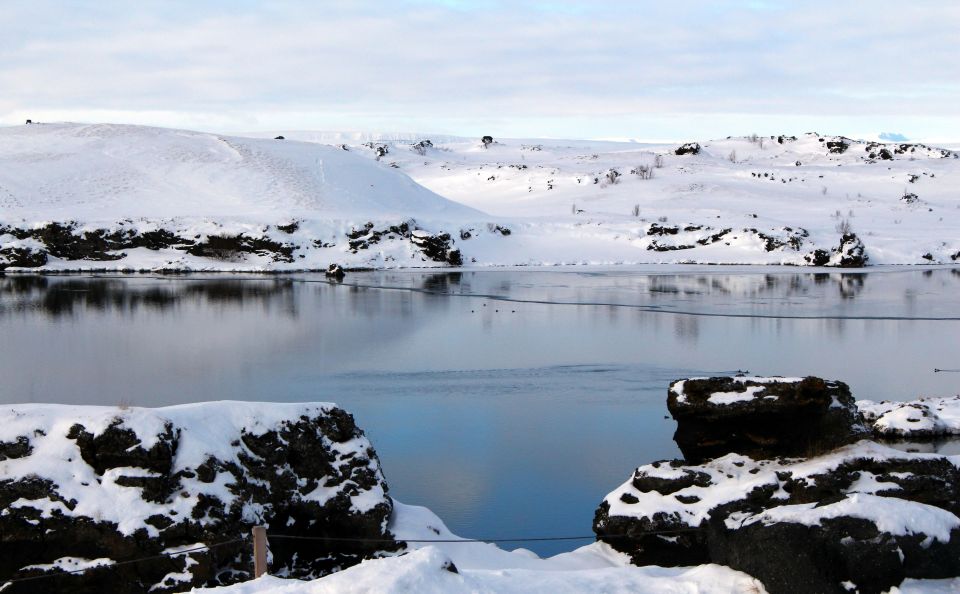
(596, 375, 960, 593)
(674, 142, 701, 156)
(858, 396, 960, 439)
(345, 221, 462, 265)
(595, 442, 960, 594)
(0, 223, 297, 268)
(0, 402, 399, 593)
(667, 376, 869, 463)
(804, 233, 867, 267)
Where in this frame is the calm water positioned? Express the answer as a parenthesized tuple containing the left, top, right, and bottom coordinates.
(1, 266, 959, 556)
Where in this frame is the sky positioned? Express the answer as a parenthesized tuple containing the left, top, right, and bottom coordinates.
(1, 0, 958, 141)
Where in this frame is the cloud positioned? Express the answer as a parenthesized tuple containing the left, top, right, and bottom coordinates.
(1, 0, 958, 139)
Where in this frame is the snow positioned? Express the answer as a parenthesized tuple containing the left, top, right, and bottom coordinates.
(731, 493, 959, 543)
(670, 376, 806, 407)
(21, 556, 113, 573)
(708, 386, 765, 405)
(858, 396, 960, 437)
(3, 124, 960, 271)
(891, 578, 960, 593)
(189, 501, 768, 594)
(0, 401, 384, 537)
(602, 440, 959, 527)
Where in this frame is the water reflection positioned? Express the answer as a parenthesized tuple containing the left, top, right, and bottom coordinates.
(0, 267, 958, 556)
(0, 275, 297, 318)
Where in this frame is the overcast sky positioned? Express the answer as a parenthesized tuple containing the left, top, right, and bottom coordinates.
(1, 0, 958, 140)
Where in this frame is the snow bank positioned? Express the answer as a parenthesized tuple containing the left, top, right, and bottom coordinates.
(858, 396, 960, 438)
(190, 501, 768, 594)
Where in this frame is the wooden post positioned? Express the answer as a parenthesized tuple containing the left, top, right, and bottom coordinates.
(252, 526, 268, 578)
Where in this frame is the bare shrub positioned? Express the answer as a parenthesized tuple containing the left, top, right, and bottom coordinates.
(654, 154, 665, 168)
(728, 150, 737, 163)
(632, 204, 640, 217)
(631, 164, 654, 180)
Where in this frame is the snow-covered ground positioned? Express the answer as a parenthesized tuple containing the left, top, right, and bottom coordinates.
(2, 123, 958, 271)
(859, 395, 960, 438)
(263, 130, 960, 266)
(193, 501, 767, 594)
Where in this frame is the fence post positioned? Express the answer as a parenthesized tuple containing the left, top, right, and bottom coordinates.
(252, 526, 268, 578)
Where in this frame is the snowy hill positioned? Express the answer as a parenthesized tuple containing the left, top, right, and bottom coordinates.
(2, 124, 958, 271)
(317, 132, 959, 266)
(0, 123, 480, 270)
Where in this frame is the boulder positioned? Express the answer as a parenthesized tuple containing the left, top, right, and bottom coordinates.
(832, 233, 867, 267)
(667, 376, 869, 462)
(674, 142, 701, 156)
(326, 263, 345, 279)
(0, 402, 399, 593)
(803, 233, 867, 268)
(594, 442, 960, 594)
(826, 140, 849, 154)
(858, 396, 960, 439)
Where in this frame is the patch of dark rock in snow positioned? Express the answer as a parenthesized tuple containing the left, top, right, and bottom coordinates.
(901, 192, 920, 205)
(674, 143, 701, 156)
(0, 223, 303, 268)
(826, 140, 850, 154)
(183, 234, 295, 263)
(804, 233, 867, 267)
(346, 221, 462, 265)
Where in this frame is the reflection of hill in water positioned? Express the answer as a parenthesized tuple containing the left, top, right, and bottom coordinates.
(3, 268, 959, 320)
(645, 272, 868, 300)
(0, 276, 297, 318)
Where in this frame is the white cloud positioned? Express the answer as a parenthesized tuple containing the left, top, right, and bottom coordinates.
(1, 0, 958, 139)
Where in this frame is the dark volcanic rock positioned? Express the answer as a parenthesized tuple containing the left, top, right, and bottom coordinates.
(0, 246, 48, 269)
(325, 263, 345, 279)
(803, 233, 867, 267)
(595, 374, 960, 593)
(346, 221, 463, 265)
(594, 443, 960, 594)
(674, 142, 701, 156)
(0, 223, 199, 268)
(826, 140, 850, 154)
(0, 402, 399, 593)
(667, 376, 869, 462)
(835, 233, 867, 267)
(182, 234, 295, 263)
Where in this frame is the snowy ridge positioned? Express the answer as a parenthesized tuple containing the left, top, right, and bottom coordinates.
(3, 124, 960, 270)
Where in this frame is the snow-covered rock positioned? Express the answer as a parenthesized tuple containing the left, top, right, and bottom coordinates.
(858, 396, 960, 438)
(0, 402, 397, 592)
(594, 441, 960, 594)
(667, 376, 869, 462)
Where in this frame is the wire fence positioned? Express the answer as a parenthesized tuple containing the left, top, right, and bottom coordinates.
(0, 527, 698, 587)
(0, 539, 246, 589)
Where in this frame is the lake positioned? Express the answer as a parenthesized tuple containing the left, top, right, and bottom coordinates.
(1, 266, 958, 556)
